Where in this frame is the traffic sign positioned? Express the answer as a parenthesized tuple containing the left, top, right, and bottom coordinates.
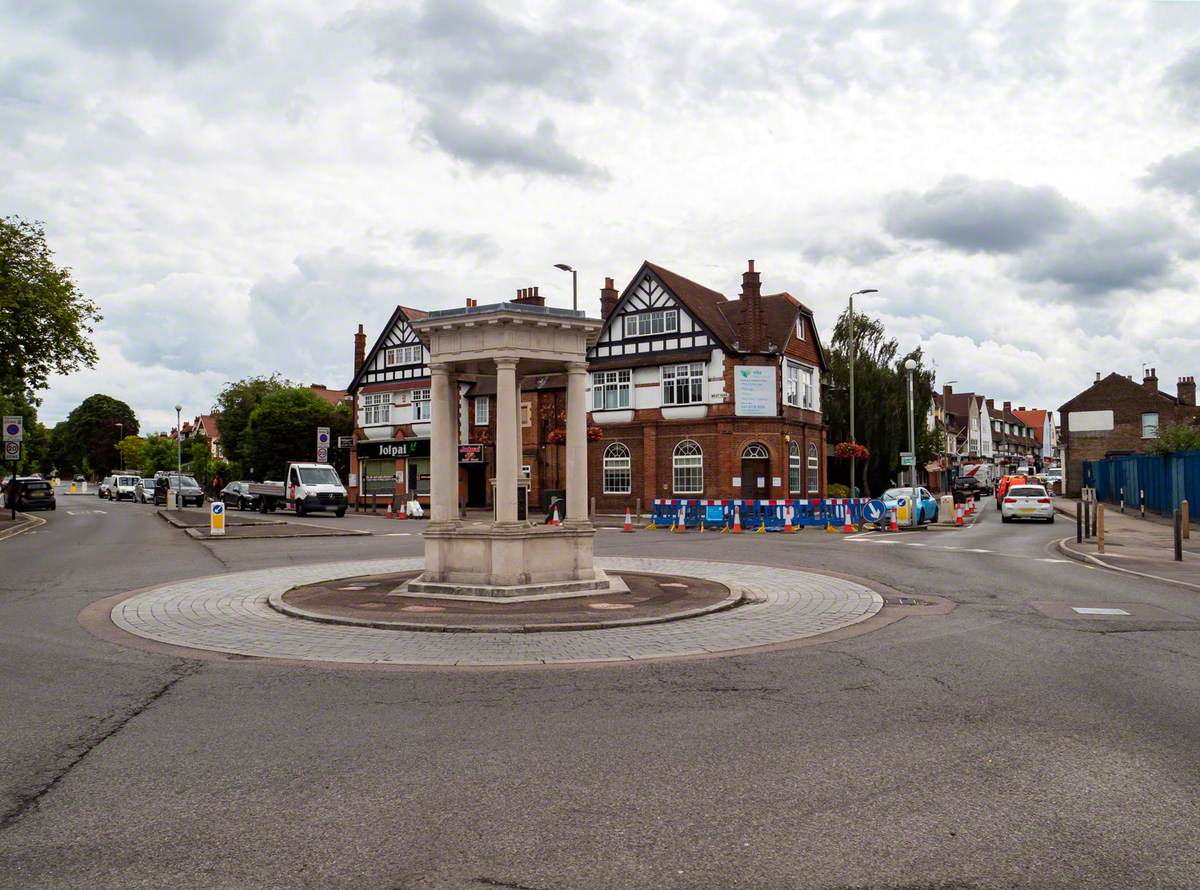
(210, 500, 225, 537)
(900, 451, 915, 466)
(4, 441, 21, 461)
(3, 416, 23, 442)
(316, 426, 330, 447)
(863, 499, 886, 524)
(316, 446, 328, 463)
(337, 436, 353, 449)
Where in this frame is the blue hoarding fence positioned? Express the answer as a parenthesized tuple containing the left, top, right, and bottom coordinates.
(648, 498, 869, 531)
(1084, 450, 1200, 516)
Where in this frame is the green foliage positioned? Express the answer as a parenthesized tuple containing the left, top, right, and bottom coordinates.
(117, 435, 145, 472)
(188, 437, 213, 488)
(214, 375, 291, 476)
(824, 308, 935, 497)
(827, 483, 851, 498)
(0, 216, 101, 403)
(0, 392, 49, 474)
(140, 435, 180, 476)
(242, 387, 352, 481)
(1150, 423, 1200, 455)
(61, 394, 138, 477)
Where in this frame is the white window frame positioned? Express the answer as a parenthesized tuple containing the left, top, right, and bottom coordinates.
(785, 360, 817, 410)
(592, 369, 631, 411)
(412, 389, 431, 421)
(603, 443, 632, 494)
(807, 442, 820, 494)
(661, 363, 704, 406)
(361, 392, 391, 426)
(623, 309, 679, 338)
(795, 316, 805, 341)
(474, 397, 489, 426)
(672, 439, 704, 494)
(384, 344, 423, 367)
(789, 441, 802, 492)
(1141, 412, 1159, 439)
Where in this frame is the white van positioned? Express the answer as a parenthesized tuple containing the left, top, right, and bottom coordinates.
(112, 475, 141, 501)
(249, 463, 348, 517)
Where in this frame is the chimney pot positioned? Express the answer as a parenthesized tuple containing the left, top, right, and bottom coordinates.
(605, 276, 614, 289)
(748, 259, 755, 272)
(1095, 371, 1101, 382)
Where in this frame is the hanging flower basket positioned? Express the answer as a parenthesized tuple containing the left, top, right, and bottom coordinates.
(834, 441, 870, 461)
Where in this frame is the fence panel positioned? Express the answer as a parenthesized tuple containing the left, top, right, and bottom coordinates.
(1085, 450, 1200, 515)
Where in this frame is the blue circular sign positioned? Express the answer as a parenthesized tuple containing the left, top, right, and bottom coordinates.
(4, 422, 19, 436)
(863, 499, 886, 523)
(211, 502, 224, 514)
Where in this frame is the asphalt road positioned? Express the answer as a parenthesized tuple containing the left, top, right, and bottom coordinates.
(2, 489, 1199, 889)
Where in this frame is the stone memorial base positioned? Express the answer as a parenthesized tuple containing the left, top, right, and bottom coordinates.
(408, 521, 610, 600)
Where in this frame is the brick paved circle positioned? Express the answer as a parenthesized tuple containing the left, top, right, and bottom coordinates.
(110, 557, 883, 666)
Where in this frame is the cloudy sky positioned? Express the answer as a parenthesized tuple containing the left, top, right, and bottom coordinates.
(6, 0, 1200, 431)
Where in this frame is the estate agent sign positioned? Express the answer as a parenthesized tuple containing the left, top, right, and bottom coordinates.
(733, 366, 776, 417)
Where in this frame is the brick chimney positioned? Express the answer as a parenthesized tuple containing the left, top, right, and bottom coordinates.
(512, 286, 545, 307)
(600, 277, 619, 318)
(943, 384, 953, 400)
(354, 323, 366, 373)
(465, 298, 477, 308)
(1179, 375, 1196, 407)
(1003, 400, 1012, 416)
(1018, 406, 1026, 412)
(738, 259, 766, 352)
(1143, 367, 1158, 391)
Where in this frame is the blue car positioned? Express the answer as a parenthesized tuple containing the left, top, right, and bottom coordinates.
(880, 486, 939, 524)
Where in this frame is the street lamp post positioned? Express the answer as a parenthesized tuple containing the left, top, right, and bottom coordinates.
(848, 289, 878, 497)
(904, 358, 918, 527)
(174, 404, 183, 509)
(115, 422, 123, 471)
(553, 263, 578, 312)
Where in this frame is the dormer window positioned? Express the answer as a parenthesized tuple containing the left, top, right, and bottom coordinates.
(624, 309, 678, 338)
(384, 344, 423, 367)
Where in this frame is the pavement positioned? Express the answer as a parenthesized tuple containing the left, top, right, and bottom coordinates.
(1053, 496, 1200, 589)
(2, 482, 1200, 888)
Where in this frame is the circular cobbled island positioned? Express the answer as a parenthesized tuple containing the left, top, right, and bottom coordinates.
(101, 557, 888, 667)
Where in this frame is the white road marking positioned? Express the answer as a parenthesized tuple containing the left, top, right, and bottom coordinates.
(1038, 558, 1071, 564)
(1072, 607, 1130, 616)
(382, 532, 412, 537)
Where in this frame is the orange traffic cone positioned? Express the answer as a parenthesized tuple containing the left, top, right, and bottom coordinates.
(674, 506, 687, 533)
(782, 507, 795, 534)
(888, 506, 899, 532)
(955, 502, 964, 526)
(843, 506, 855, 534)
(396, 500, 407, 520)
(385, 503, 394, 520)
(622, 507, 634, 533)
(729, 506, 743, 534)
(549, 502, 561, 526)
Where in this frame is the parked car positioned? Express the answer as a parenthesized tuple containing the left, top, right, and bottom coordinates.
(154, 474, 205, 507)
(73, 474, 85, 483)
(220, 481, 261, 511)
(4, 477, 56, 511)
(135, 478, 157, 503)
(98, 476, 115, 499)
(1000, 484, 1054, 523)
(880, 486, 939, 524)
(112, 474, 141, 501)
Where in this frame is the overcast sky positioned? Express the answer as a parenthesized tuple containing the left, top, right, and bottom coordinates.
(6, 0, 1200, 432)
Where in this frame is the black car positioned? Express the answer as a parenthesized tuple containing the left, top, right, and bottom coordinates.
(154, 474, 205, 507)
(220, 481, 260, 511)
(4, 477, 56, 511)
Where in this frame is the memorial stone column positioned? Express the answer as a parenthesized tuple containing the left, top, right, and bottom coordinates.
(565, 361, 589, 523)
(429, 363, 458, 524)
(495, 358, 519, 523)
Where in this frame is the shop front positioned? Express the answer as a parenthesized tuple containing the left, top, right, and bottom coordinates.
(352, 438, 430, 509)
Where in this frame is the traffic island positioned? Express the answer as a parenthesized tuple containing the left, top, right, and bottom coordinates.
(270, 569, 741, 632)
(155, 508, 371, 539)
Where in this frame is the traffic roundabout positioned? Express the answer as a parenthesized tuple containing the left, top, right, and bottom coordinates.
(103, 557, 885, 667)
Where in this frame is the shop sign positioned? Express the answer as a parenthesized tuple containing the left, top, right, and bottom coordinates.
(458, 444, 485, 463)
(733, 366, 776, 417)
(355, 438, 430, 459)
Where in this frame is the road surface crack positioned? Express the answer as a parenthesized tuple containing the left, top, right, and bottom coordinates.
(0, 659, 202, 831)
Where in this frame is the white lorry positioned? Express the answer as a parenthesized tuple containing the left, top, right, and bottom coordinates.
(957, 463, 999, 494)
(249, 462, 348, 517)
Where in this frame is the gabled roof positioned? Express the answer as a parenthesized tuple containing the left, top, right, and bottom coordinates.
(1059, 371, 1180, 413)
(943, 392, 979, 419)
(347, 305, 428, 393)
(1011, 408, 1048, 444)
(641, 262, 738, 350)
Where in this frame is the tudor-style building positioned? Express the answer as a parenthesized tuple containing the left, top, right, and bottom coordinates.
(346, 305, 434, 509)
(587, 260, 828, 513)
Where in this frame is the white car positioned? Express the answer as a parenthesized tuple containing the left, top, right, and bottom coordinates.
(1001, 484, 1054, 523)
(112, 474, 141, 501)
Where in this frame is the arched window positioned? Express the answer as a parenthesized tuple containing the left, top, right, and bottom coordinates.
(807, 442, 820, 494)
(741, 442, 769, 460)
(789, 441, 802, 493)
(672, 440, 703, 494)
(603, 443, 631, 494)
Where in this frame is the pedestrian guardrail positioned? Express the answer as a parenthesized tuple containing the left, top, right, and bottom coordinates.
(647, 497, 868, 530)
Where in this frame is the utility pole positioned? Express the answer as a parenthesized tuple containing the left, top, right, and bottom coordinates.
(904, 358, 918, 527)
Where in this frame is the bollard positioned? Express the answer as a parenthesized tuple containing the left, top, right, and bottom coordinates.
(1175, 509, 1184, 562)
(1140, 490, 1145, 519)
(636, 497, 642, 525)
(1097, 503, 1105, 555)
(1085, 498, 1092, 539)
(1183, 499, 1191, 541)
(1076, 501, 1083, 544)
(1119, 488, 1124, 513)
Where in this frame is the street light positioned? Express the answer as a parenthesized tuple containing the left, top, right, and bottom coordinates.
(115, 422, 123, 471)
(553, 263, 578, 311)
(848, 289, 878, 498)
(904, 358, 918, 527)
(174, 403, 183, 487)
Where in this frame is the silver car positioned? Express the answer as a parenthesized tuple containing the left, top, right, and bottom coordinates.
(1001, 484, 1054, 523)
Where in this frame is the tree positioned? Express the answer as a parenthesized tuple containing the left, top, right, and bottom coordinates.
(242, 388, 352, 480)
(823, 308, 935, 497)
(117, 435, 146, 473)
(214, 375, 291, 477)
(62, 394, 138, 476)
(1151, 423, 1200, 455)
(140, 435, 179, 476)
(188, 437, 213, 489)
(0, 216, 101, 403)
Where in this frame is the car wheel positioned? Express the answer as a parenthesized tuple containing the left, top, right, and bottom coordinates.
(295, 501, 306, 517)
(932, 508, 939, 524)
(1047, 515, 1055, 524)
(238, 496, 245, 511)
(335, 508, 346, 518)
(1001, 515, 1011, 523)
